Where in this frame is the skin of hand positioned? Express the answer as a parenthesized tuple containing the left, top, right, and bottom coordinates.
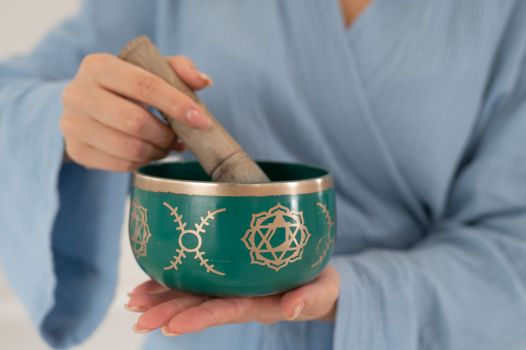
(125, 265, 340, 336)
(340, 0, 371, 27)
(60, 54, 213, 171)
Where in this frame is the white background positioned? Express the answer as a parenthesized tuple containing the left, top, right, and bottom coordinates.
(0, 1, 148, 349)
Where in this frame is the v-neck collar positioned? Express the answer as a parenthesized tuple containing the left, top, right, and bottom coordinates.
(327, 0, 383, 42)
(313, 0, 431, 227)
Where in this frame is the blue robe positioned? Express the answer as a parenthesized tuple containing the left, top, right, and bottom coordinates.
(1, 0, 526, 349)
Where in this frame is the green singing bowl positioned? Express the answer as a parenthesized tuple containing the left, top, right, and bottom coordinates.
(128, 161, 336, 297)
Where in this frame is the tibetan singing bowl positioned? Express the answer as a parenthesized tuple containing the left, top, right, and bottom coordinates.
(128, 161, 336, 296)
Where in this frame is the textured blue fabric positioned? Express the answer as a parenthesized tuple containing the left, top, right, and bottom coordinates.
(1, 0, 526, 349)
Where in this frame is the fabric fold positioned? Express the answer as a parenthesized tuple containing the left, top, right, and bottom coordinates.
(0, 80, 65, 341)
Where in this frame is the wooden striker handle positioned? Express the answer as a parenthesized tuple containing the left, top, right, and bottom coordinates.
(119, 36, 269, 183)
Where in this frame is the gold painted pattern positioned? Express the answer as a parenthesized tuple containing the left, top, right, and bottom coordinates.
(163, 202, 227, 276)
(130, 199, 152, 258)
(242, 203, 311, 271)
(311, 202, 335, 268)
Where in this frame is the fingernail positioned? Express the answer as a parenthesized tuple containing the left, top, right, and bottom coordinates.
(133, 324, 152, 334)
(185, 108, 210, 129)
(161, 326, 180, 337)
(289, 300, 305, 320)
(197, 71, 213, 85)
(124, 303, 145, 312)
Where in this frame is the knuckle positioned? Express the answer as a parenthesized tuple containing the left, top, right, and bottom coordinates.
(225, 299, 243, 320)
(81, 53, 112, 70)
(61, 85, 74, 104)
(174, 55, 194, 67)
(65, 143, 83, 162)
(135, 74, 158, 98)
(61, 84, 84, 107)
(207, 298, 245, 325)
(329, 282, 339, 299)
(201, 305, 218, 325)
(126, 139, 148, 159)
(80, 54, 98, 70)
(59, 117, 74, 135)
(125, 111, 148, 134)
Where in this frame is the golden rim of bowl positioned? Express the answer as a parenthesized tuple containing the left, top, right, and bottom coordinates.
(133, 170, 333, 197)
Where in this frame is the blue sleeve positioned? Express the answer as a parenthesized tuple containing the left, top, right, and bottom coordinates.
(0, 1, 156, 348)
(331, 28, 526, 350)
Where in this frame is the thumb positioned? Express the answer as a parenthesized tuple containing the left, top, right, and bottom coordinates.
(280, 265, 340, 321)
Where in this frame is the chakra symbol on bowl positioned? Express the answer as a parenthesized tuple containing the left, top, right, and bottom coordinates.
(242, 203, 311, 271)
(130, 199, 152, 258)
(162, 202, 227, 276)
(311, 202, 335, 268)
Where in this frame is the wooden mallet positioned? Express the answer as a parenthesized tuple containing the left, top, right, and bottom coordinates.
(119, 36, 269, 183)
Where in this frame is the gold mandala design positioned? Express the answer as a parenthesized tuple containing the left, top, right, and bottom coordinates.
(130, 199, 152, 258)
(163, 202, 226, 276)
(311, 202, 335, 268)
(242, 203, 311, 271)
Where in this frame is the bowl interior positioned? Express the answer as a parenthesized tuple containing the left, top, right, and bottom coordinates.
(138, 161, 329, 183)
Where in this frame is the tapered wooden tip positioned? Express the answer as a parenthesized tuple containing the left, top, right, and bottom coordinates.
(119, 35, 152, 60)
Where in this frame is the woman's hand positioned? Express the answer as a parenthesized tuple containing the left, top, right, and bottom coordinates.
(126, 265, 340, 336)
(60, 53, 212, 171)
